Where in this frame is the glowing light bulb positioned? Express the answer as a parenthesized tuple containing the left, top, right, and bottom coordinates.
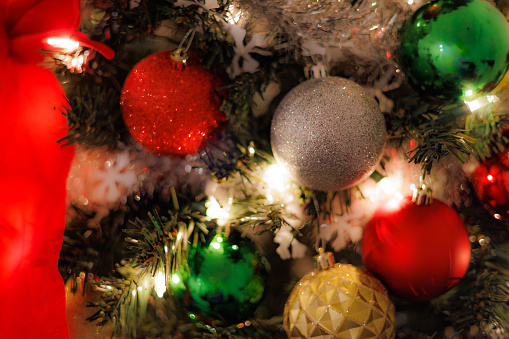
(377, 177, 404, 201)
(465, 99, 482, 112)
(206, 197, 229, 226)
(384, 197, 404, 212)
(171, 273, 180, 284)
(264, 164, 290, 193)
(153, 271, 167, 298)
(379, 178, 395, 194)
(46, 37, 80, 51)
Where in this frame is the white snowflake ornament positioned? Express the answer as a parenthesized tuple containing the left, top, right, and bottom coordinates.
(67, 148, 139, 208)
(228, 24, 270, 77)
(274, 225, 306, 260)
(90, 151, 138, 204)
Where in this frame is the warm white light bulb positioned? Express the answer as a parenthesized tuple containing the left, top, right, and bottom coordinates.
(377, 177, 404, 201)
(465, 99, 482, 112)
(154, 271, 167, 298)
(264, 164, 290, 193)
(171, 274, 180, 284)
(46, 37, 80, 51)
(206, 197, 229, 226)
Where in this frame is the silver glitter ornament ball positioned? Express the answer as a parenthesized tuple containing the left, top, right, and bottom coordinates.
(270, 77, 386, 191)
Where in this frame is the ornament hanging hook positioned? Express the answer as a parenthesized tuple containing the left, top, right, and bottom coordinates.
(172, 28, 196, 62)
(304, 52, 328, 79)
(411, 179, 433, 206)
(312, 195, 327, 253)
(314, 247, 335, 270)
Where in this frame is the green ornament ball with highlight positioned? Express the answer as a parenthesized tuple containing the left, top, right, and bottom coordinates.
(398, 0, 509, 100)
(170, 231, 269, 324)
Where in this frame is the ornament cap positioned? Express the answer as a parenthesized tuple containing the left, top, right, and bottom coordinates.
(314, 248, 335, 270)
(412, 183, 433, 206)
(172, 48, 189, 63)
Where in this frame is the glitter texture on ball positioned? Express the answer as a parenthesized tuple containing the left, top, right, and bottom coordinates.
(121, 50, 225, 156)
(270, 77, 386, 191)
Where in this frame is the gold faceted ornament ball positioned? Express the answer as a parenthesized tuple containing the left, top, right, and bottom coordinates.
(284, 264, 395, 339)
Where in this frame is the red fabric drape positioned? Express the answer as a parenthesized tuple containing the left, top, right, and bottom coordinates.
(0, 0, 80, 337)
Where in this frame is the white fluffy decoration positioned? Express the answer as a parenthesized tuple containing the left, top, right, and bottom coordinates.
(133, 150, 208, 199)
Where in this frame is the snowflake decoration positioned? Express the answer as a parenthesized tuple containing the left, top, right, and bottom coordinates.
(90, 150, 138, 204)
(274, 225, 307, 260)
(228, 24, 270, 78)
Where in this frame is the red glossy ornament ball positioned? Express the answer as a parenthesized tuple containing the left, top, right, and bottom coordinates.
(361, 196, 471, 301)
(121, 50, 225, 156)
(471, 144, 509, 221)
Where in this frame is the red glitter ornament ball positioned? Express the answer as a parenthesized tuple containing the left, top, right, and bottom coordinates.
(121, 50, 225, 156)
(471, 141, 509, 221)
(362, 196, 471, 301)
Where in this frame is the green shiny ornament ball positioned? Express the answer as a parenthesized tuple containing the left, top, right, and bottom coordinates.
(399, 0, 509, 100)
(170, 231, 269, 324)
